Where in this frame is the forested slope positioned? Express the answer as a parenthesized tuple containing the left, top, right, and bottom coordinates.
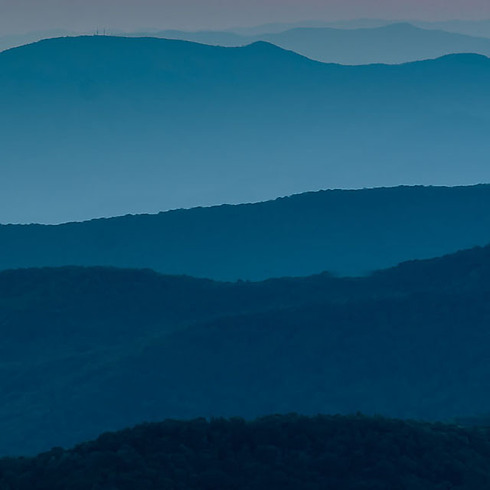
(3, 185, 490, 279)
(2, 245, 490, 454)
(1, 415, 490, 490)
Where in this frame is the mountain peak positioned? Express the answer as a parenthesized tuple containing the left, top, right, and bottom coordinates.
(242, 39, 302, 56)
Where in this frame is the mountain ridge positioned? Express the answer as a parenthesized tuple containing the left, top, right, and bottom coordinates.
(2, 243, 490, 454)
(2, 185, 490, 280)
(136, 23, 490, 65)
(1, 36, 490, 223)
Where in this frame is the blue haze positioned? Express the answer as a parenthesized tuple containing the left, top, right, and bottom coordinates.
(133, 23, 490, 64)
(0, 36, 489, 224)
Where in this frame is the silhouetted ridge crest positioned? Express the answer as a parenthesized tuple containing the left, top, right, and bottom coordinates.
(428, 52, 490, 63)
(377, 22, 425, 31)
(2, 415, 490, 489)
(243, 39, 299, 53)
(0, 34, 312, 62)
(372, 244, 490, 293)
(3, 185, 490, 280)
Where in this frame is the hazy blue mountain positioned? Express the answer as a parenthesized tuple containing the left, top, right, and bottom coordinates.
(416, 19, 490, 39)
(228, 20, 357, 35)
(228, 19, 490, 38)
(261, 23, 490, 64)
(2, 244, 490, 454)
(227, 19, 408, 35)
(3, 415, 490, 489)
(2, 185, 490, 280)
(1, 36, 490, 223)
(147, 23, 490, 64)
(132, 28, 247, 46)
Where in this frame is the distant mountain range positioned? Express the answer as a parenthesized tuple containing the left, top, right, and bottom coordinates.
(3, 20, 490, 55)
(3, 415, 490, 489)
(226, 19, 490, 38)
(2, 185, 490, 280)
(3, 20, 490, 54)
(1, 36, 490, 223)
(2, 243, 490, 455)
(416, 19, 490, 38)
(139, 23, 490, 64)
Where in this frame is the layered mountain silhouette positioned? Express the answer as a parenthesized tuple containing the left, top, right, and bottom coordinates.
(2, 244, 490, 455)
(3, 414, 490, 489)
(1, 36, 490, 223)
(137, 19, 490, 38)
(2, 185, 490, 280)
(145, 23, 490, 64)
(415, 19, 490, 38)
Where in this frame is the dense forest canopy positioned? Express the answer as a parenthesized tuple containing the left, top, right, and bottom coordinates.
(1, 414, 490, 489)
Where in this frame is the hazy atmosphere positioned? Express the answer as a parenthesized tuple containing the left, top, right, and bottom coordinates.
(1, 0, 490, 34)
(2, 0, 490, 488)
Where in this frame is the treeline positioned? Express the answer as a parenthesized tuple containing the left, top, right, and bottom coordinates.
(3, 185, 490, 280)
(1, 414, 490, 489)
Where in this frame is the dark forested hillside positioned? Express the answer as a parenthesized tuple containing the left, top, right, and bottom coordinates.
(3, 185, 490, 280)
(2, 414, 490, 490)
(1, 36, 490, 222)
(2, 245, 490, 455)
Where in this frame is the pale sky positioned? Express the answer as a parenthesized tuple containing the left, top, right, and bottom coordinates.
(0, 0, 490, 35)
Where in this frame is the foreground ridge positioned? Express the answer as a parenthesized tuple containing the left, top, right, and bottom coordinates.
(2, 414, 490, 489)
